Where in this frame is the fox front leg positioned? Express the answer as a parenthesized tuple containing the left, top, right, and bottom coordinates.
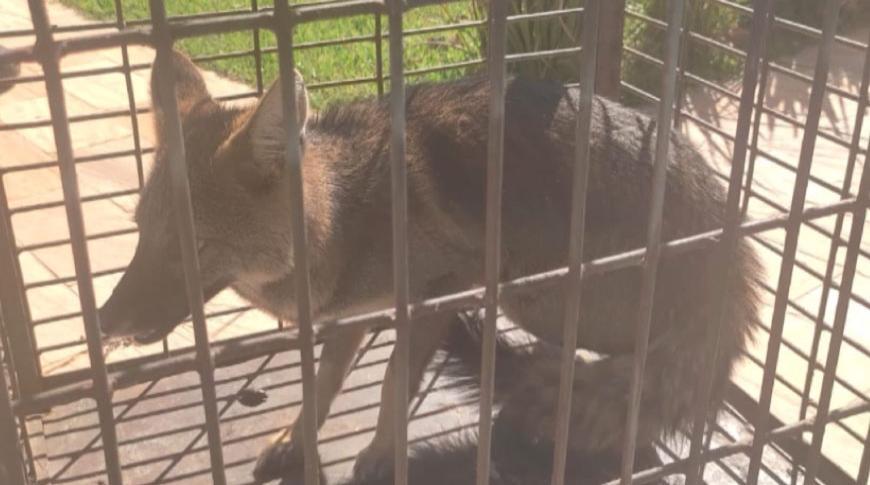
(253, 326, 367, 484)
(351, 314, 454, 481)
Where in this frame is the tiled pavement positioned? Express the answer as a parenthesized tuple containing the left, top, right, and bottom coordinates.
(0, 1, 868, 483)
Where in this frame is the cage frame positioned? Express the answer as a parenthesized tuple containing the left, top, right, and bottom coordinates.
(0, 0, 868, 484)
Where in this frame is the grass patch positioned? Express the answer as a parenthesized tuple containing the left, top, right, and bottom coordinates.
(60, 0, 482, 108)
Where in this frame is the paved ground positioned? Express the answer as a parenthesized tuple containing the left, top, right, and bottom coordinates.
(0, 0, 868, 484)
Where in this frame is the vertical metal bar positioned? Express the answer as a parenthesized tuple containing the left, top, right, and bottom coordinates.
(475, 1, 507, 484)
(594, 0, 624, 98)
(672, 0, 691, 129)
(251, 0, 265, 96)
(619, 0, 686, 483)
(387, 0, 409, 483)
(740, 7, 776, 217)
(273, 2, 320, 484)
(0, 178, 40, 398)
(801, 103, 870, 485)
(549, 1, 600, 484)
(146, 3, 226, 484)
(0, 328, 28, 485)
(375, 14, 385, 99)
(745, 1, 843, 483)
(858, 420, 870, 485)
(796, 26, 870, 453)
(26, 1, 123, 483)
(683, 1, 774, 484)
(112, 0, 145, 189)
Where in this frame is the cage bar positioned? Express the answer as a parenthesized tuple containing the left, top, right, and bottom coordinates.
(745, 1, 844, 483)
(9, 192, 860, 415)
(25, 0, 124, 483)
(797, 26, 870, 442)
(0, 325, 28, 485)
(683, 1, 774, 483)
(0, 181, 40, 398)
(145, 1, 228, 483)
(801, 92, 870, 485)
(387, 0, 411, 482)
(273, 1, 321, 484)
(474, 1, 507, 484)
(619, 0, 686, 483)
(549, 1, 599, 484)
(0, 0, 867, 483)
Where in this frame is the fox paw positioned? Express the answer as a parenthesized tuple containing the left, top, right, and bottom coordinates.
(352, 442, 393, 481)
(253, 438, 307, 484)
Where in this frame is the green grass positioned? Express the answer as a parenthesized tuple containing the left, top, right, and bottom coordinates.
(63, 1, 832, 110)
(60, 0, 482, 108)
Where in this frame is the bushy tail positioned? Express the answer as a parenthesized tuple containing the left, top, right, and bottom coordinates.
(334, 313, 665, 485)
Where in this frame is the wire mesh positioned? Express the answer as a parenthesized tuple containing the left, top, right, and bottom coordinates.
(0, 0, 866, 484)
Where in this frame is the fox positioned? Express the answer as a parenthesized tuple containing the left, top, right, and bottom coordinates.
(98, 49, 760, 484)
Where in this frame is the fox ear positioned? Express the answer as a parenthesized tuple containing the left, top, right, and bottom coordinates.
(215, 71, 309, 188)
(150, 49, 211, 125)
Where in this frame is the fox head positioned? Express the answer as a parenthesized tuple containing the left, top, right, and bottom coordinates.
(99, 50, 309, 343)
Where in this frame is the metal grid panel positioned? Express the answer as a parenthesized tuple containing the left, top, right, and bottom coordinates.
(0, 0, 867, 484)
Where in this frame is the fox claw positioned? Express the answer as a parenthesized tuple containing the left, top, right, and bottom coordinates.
(253, 439, 305, 484)
(352, 443, 393, 481)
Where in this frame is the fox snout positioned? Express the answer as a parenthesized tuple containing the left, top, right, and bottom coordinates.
(99, 243, 193, 344)
(99, 240, 231, 344)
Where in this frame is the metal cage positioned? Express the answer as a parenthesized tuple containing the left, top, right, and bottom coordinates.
(0, 0, 867, 484)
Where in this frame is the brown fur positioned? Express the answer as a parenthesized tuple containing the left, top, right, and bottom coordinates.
(99, 50, 760, 483)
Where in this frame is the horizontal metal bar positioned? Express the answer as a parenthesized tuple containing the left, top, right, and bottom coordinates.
(619, 78, 870, 263)
(706, 0, 868, 51)
(624, 8, 863, 102)
(622, 46, 859, 153)
(10, 187, 139, 217)
(0, 147, 155, 176)
(506, 46, 582, 63)
(11, 195, 862, 415)
(17, 227, 137, 253)
(0, 89, 252, 133)
(603, 397, 870, 485)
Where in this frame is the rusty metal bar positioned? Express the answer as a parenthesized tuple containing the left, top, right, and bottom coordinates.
(475, 1, 506, 484)
(387, 0, 410, 482)
(549, 1, 598, 484)
(620, 0, 686, 483)
(146, 1, 227, 483)
(684, 1, 774, 483)
(26, 0, 123, 482)
(745, 1, 843, 483)
(273, 1, 321, 483)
